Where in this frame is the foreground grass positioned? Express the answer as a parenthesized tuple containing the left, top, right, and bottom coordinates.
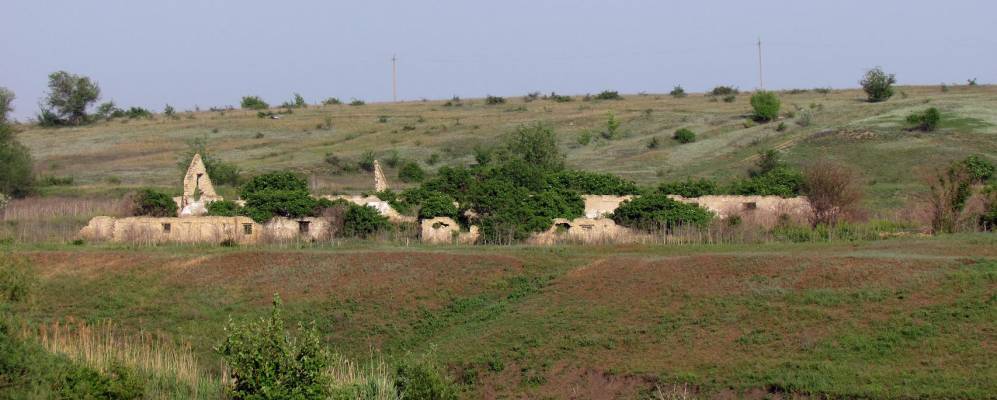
(5, 235, 996, 398)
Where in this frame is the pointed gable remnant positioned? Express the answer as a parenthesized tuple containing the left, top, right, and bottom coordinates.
(181, 154, 220, 207)
(374, 160, 388, 192)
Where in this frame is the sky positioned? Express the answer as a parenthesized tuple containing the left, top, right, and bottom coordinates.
(2, 0, 995, 120)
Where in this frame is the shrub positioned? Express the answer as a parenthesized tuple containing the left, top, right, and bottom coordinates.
(240, 96, 269, 110)
(576, 131, 592, 146)
(776, 122, 787, 131)
(722, 94, 737, 103)
(594, 90, 622, 100)
(796, 108, 814, 127)
(961, 155, 994, 183)
(922, 163, 974, 233)
(343, 204, 390, 238)
(426, 153, 440, 166)
(503, 123, 564, 171)
(394, 357, 458, 400)
(322, 97, 341, 105)
(750, 91, 781, 121)
(163, 104, 176, 118)
(980, 184, 997, 231)
(647, 136, 661, 149)
(729, 166, 804, 197)
(860, 67, 896, 102)
(601, 113, 621, 139)
(658, 178, 719, 197)
(1, 255, 36, 302)
(240, 171, 317, 223)
(906, 107, 941, 132)
(485, 95, 506, 105)
(398, 161, 426, 183)
(709, 86, 739, 96)
(670, 86, 687, 98)
(967, 78, 978, 86)
(293, 93, 307, 108)
(133, 189, 177, 217)
(803, 160, 863, 226)
(417, 192, 459, 220)
(673, 128, 696, 144)
(549, 170, 641, 195)
(349, 99, 365, 106)
(216, 294, 328, 400)
(206, 200, 242, 216)
(124, 107, 153, 119)
(0, 124, 35, 198)
(546, 92, 572, 102)
(612, 193, 712, 232)
(813, 87, 832, 94)
(523, 92, 541, 102)
(0, 86, 13, 124)
(358, 151, 376, 172)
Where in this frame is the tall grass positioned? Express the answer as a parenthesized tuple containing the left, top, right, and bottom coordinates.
(23, 318, 224, 399)
(0, 196, 132, 243)
(326, 353, 400, 400)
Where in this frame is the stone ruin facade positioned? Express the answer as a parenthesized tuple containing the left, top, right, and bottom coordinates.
(79, 153, 812, 245)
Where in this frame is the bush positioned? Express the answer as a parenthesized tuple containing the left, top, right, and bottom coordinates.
(0, 124, 35, 198)
(216, 294, 328, 400)
(548, 170, 640, 195)
(860, 67, 896, 102)
(485, 95, 506, 105)
(961, 155, 994, 183)
(124, 107, 153, 119)
(647, 136, 661, 149)
(796, 108, 814, 127)
(803, 160, 863, 226)
(722, 94, 737, 103)
(1, 255, 36, 302)
(612, 193, 712, 232)
(398, 161, 426, 183)
(342, 204, 390, 238)
(906, 107, 941, 132)
(750, 91, 780, 121)
(394, 357, 458, 400)
(322, 97, 341, 105)
(240, 96, 269, 110)
(670, 85, 687, 98)
(417, 192, 458, 220)
(358, 151, 376, 172)
(658, 178, 719, 197)
(546, 92, 572, 102)
(163, 104, 176, 118)
(673, 128, 696, 144)
(503, 123, 564, 171)
(601, 113, 621, 140)
(206, 200, 242, 216)
(709, 86, 739, 96)
(594, 90, 623, 100)
(0, 87, 13, 124)
(240, 172, 317, 223)
(729, 166, 804, 197)
(133, 189, 177, 217)
(349, 99, 365, 106)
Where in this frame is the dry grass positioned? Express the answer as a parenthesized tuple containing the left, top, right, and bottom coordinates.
(0, 196, 132, 242)
(325, 353, 400, 400)
(23, 318, 223, 399)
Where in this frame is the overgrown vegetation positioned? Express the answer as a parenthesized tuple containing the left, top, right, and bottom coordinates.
(673, 128, 696, 143)
(860, 67, 896, 102)
(669, 85, 686, 98)
(132, 189, 177, 217)
(611, 192, 712, 232)
(240, 96, 269, 110)
(38, 71, 101, 126)
(0, 121, 35, 198)
(906, 107, 941, 132)
(750, 91, 780, 121)
(239, 172, 325, 223)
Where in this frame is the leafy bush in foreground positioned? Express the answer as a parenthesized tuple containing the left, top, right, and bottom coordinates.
(612, 193, 712, 232)
(395, 356, 459, 400)
(343, 203, 390, 238)
(750, 91, 781, 121)
(216, 294, 328, 399)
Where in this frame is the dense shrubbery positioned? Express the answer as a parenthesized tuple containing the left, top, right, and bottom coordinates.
(594, 90, 623, 100)
(395, 356, 459, 400)
(860, 67, 896, 102)
(240, 96, 269, 110)
(673, 128, 696, 143)
(206, 200, 242, 216)
(750, 91, 780, 121)
(398, 161, 426, 183)
(612, 193, 712, 232)
(906, 107, 941, 132)
(485, 95, 506, 105)
(548, 170, 640, 195)
(417, 192, 459, 220)
(670, 85, 687, 98)
(0, 123, 35, 198)
(658, 178, 719, 197)
(216, 294, 328, 399)
(342, 203, 390, 238)
(240, 172, 321, 223)
(729, 165, 804, 197)
(133, 189, 177, 217)
(709, 86, 739, 96)
(962, 155, 994, 183)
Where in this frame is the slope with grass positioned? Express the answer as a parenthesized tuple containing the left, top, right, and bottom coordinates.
(6, 235, 996, 398)
(14, 86, 997, 213)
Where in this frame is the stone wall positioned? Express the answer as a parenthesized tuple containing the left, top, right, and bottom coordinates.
(79, 216, 335, 244)
(323, 195, 417, 223)
(529, 217, 637, 245)
(668, 195, 810, 227)
(582, 195, 633, 219)
(420, 217, 479, 244)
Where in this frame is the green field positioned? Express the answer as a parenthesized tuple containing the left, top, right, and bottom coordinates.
(14, 85, 997, 212)
(4, 236, 996, 398)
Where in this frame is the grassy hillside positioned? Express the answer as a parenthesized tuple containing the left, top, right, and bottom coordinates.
(15, 85, 997, 212)
(7, 236, 996, 398)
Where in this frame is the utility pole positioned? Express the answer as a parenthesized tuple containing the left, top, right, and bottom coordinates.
(757, 37, 764, 90)
(391, 54, 398, 102)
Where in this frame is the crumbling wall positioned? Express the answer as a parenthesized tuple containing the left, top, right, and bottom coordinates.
(323, 195, 417, 223)
(668, 195, 810, 227)
(81, 216, 261, 244)
(420, 217, 479, 244)
(529, 217, 636, 245)
(373, 160, 388, 192)
(582, 195, 633, 219)
(262, 217, 332, 242)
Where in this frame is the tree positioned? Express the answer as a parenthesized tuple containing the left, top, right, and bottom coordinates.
(216, 294, 328, 399)
(750, 91, 781, 121)
(132, 189, 178, 217)
(803, 161, 863, 226)
(41, 71, 101, 125)
(240, 171, 318, 223)
(342, 204, 390, 238)
(503, 123, 564, 171)
(240, 96, 269, 110)
(0, 87, 14, 124)
(0, 124, 34, 198)
(860, 67, 896, 103)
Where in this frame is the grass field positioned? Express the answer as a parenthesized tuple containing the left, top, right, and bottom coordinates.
(6, 235, 996, 399)
(14, 85, 997, 213)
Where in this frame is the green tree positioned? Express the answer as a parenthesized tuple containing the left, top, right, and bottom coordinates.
(503, 123, 564, 171)
(240, 96, 269, 110)
(750, 91, 781, 121)
(860, 67, 896, 102)
(417, 192, 458, 220)
(0, 86, 14, 124)
(611, 193, 712, 232)
(133, 189, 178, 217)
(240, 172, 317, 223)
(216, 294, 328, 400)
(0, 124, 35, 197)
(41, 71, 101, 125)
(398, 161, 426, 183)
(343, 204, 390, 238)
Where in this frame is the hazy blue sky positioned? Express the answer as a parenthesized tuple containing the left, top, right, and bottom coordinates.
(3, 0, 995, 120)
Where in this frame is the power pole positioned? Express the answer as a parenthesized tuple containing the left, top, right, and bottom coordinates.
(757, 37, 764, 90)
(391, 54, 398, 102)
